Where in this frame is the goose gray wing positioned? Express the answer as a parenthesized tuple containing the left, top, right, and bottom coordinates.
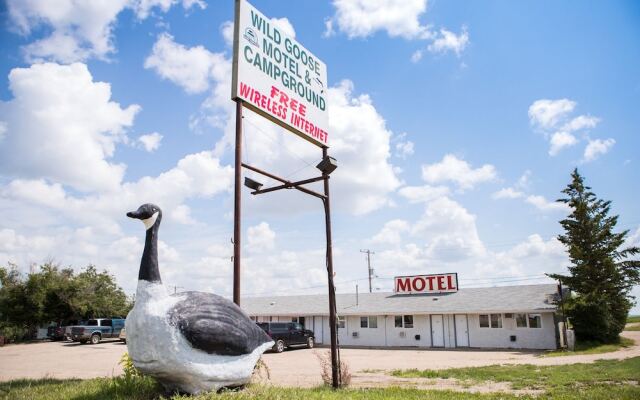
(167, 291, 272, 356)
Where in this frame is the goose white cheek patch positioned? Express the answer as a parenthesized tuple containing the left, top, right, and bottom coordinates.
(142, 212, 159, 230)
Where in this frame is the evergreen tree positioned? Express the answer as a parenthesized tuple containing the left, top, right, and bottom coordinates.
(550, 169, 640, 343)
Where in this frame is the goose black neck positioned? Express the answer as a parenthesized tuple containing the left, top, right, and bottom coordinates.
(139, 220, 162, 283)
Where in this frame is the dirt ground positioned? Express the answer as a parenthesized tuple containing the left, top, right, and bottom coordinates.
(1, 330, 638, 392)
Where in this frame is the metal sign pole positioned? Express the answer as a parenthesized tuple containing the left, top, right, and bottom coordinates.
(322, 147, 340, 388)
(233, 100, 243, 306)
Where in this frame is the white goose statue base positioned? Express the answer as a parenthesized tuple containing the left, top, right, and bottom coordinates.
(125, 204, 273, 394)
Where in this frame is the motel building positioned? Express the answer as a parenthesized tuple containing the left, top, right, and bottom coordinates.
(242, 273, 562, 350)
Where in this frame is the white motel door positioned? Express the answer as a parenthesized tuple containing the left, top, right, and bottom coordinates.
(455, 314, 469, 347)
(431, 315, 445, 347)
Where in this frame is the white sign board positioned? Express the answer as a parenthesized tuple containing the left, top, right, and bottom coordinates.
(232, 0, 329, 147)
(394, 273, 459, 294)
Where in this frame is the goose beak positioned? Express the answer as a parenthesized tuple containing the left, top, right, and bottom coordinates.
(127, 210, 141, 219)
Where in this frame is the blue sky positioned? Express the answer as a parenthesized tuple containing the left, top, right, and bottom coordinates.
(1, 1, 639, 311)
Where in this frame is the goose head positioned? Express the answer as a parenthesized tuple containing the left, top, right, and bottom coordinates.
(127, 203, 162, 230)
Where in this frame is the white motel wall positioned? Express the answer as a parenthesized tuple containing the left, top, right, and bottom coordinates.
(242, 284, 560, 350)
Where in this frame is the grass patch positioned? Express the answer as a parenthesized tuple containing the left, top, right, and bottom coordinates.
(1, 379, 640, 400)
(0, 376, 160, 400)
(543, 337, 634, 357)
(627, 315, 640, 324)
(625, 324, 640, 331)
(391, 357, 640, 391)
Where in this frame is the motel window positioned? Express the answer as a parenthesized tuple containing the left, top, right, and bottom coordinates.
(360, 316, 378, 328)
(337, 316, 345, 329)
(528, 314, 542, 328)
(491, 314, 503, 328)
(515, 313, 542, 328)
(394, 315, 413, 328)
(479, 314, 502, 328)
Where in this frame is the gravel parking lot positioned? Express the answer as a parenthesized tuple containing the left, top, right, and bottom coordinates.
(1, 330, 638, 387)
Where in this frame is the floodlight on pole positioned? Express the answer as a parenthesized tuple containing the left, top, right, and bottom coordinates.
(244, 177, 263, 191)
(316, 156, 338, 175)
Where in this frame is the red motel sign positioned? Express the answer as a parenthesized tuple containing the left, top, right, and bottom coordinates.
(394, 273, 458, 294)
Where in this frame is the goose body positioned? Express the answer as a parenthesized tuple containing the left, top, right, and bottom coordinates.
(125, 204, 273, 394)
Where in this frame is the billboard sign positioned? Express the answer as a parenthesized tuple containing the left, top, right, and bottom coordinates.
(394, 273, 459, 294)
(232, 0, 329, 147)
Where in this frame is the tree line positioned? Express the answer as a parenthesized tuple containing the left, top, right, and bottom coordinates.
(0, 263, 132, 341)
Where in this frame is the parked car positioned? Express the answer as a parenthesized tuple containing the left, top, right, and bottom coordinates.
(119, 327, 126, 344)
(257, 322, 314, 353)
(70, 318, 125, 344)
(47, 325, 65, 341)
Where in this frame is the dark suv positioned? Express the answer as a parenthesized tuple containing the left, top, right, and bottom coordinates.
(257, 322, 315, 353)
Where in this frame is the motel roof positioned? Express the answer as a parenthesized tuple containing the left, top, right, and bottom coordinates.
(241, 284, 559, 316)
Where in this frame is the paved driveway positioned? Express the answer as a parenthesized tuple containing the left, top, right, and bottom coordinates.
(1, 330, 638, 387)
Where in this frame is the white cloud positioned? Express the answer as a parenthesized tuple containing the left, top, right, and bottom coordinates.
(421, 154, 497, 191)
(1, 150, 233, 233)
(271, 17, 296, 39)
(0, 63, 139, 192)
(515, 170, 532, 190)
(492, 187, 524, 199)
(372, 219, 409, 245)
(326, 80, 403, 214)
(0, 121, 7, 142)
(132, 0, 205, 19)
(528, 99, 608, 157)
(170, 204, 196, 225)
(583, 138, 615, 163)
(247, 222, 276, 252)
(525, 195, 570, 213)
(395, 140, 414, 158)
(144, 33, 228, 94)
(412, 196, 486, 262)
(398, 185, 450, 203)
(427, 27, 469, 56)
(5, 0, 205, 63)
(548, 131, 578, 156)
(626, 227, 640, 248)
(562, 115, 599, 132)
(221, 21, 235, 48)
(138, 132, 163, 152)
(6, 0, 128, 63)
(528, 99, 576, 130)
(325, 0, 430, 39)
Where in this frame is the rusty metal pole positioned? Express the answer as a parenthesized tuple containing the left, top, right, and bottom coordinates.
(233, 100, 243, 306)
(322, 147, 340, 388)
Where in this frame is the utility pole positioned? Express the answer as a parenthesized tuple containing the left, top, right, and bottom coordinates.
(360, 249, 375, 293)
(173, 285, 184, 295)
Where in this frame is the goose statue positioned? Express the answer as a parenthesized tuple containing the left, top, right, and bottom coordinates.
(125, 203, 274, 394)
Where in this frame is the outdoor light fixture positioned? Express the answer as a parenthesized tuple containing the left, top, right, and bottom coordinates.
(244, 177, 263, 191)
(316, 156, 338, 175)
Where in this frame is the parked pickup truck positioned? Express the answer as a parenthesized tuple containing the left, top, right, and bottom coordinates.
(257, 322, 315, 353)
(70, 318, 125, 344)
